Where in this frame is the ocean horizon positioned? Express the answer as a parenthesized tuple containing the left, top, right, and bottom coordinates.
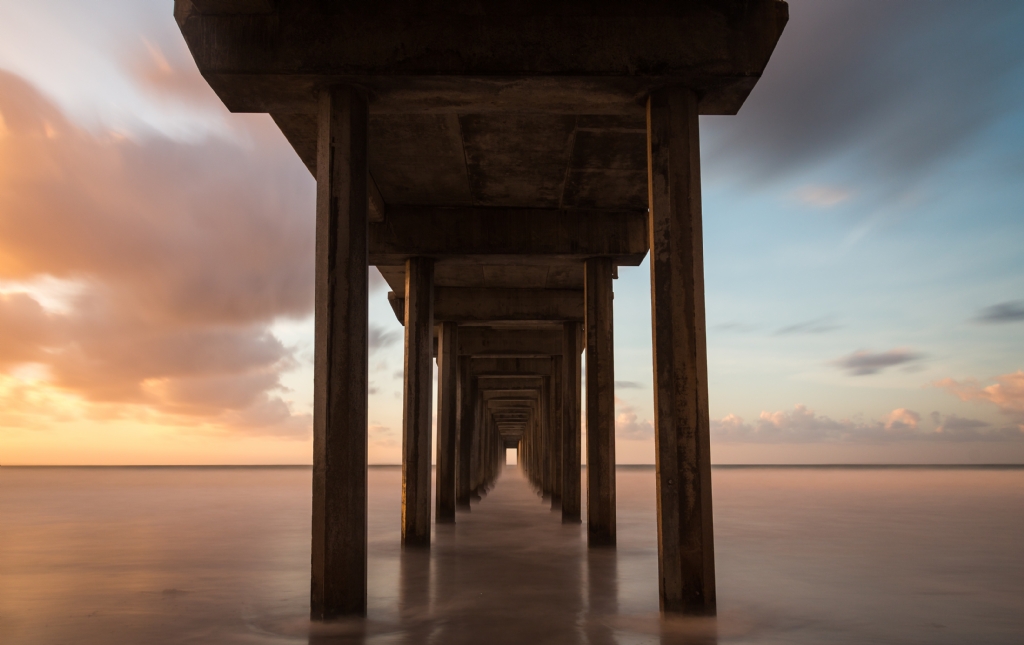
(3, 464, 1023, 644)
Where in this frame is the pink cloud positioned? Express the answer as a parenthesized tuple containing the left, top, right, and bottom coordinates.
(712, 404, 1018, 443)
(0, 69, 314, 436)
(936, 371, 1024, 414)
(614, 397, 654, 440)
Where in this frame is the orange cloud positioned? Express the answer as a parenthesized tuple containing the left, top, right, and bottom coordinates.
(0, 69, 315, 437)
(935, 371, 1024, 431)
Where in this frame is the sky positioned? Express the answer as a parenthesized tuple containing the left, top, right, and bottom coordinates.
(0, 0, 1022, 465)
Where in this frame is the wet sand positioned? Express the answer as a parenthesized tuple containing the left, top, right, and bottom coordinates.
(1, 465, 1023, 644)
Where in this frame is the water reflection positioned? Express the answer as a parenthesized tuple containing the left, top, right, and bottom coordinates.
(3, 465, 1023, 644)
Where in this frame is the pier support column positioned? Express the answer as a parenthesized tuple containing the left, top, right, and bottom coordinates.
(585, 257, 616, 546)
(550, 355, 563, 509)
(647, 86, 716, 615)
(402, 257, 434, 546)
(456, 360, 473, 510)
(435, 322, 458, 523)
(311, 86, 369, 619)
(561, 322, 582, 523)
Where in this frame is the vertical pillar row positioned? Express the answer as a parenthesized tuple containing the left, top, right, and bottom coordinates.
(402, 257, 434, 546)
(585, 257, 616, 547)
(311, 86, 369, 619)
(647, 86, 716, 615)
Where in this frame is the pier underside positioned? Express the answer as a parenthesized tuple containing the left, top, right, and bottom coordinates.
(176, 0, 788, 620)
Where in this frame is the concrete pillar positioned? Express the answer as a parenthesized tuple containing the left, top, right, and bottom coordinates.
(471, 390, 483, 496)
(646, 86, 716, 614)
(550, 356, 563, 509)
(311, 86, 369, 619)
(561, 322, 582, 524)
(585, 257, 616, 546)
(540, 375, 550, 497)
(401, 257, 434, 546)
(435, 322, 458, 523)
(456, 359, 473, 510)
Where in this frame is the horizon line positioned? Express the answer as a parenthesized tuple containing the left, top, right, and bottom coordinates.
(3, 463, 1023, 469)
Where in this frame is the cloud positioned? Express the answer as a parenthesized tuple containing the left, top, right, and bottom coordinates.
(0, 69, 315, 436)
(776, 316, 840, 335)
(935, 372, 1024, 433)
(712, 405, 1019, 443)
(131, 37, 225, 111)
(794, 186, 851, 208)
(369, 324, 401, 353)
(614, 380, 643, 389)
(884, 408, 920, 431)
(615, 398, 653, 440)
(369, 423, 398, 447)
(833, 348, 922, 376)
(702, 1, 1024, 188)
(975, 301, 1024, 323)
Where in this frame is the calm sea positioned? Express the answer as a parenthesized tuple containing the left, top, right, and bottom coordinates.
(1, 465, 1022, 644)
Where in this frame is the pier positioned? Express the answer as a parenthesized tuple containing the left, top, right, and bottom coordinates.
(174, 0, 788, 620)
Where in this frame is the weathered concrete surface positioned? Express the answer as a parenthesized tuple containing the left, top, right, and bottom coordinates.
(388, 288, 583, 323)
(402, 258, 434, 546)
(456, 357, 475, 510)
(561, 322, 582, 524)
(175, 0, 789, 118)
(310, 87, 369, 619)
(549, 355, 563, 508)
(647, 87, 716, 614)
(369, 208, 647, 266)
(585, 257, 616, 546)
(175, 1, 788, 261)
(435, 322, 458, 524)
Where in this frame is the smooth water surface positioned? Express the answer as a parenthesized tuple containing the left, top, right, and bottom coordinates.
(1, 465, 1022, 644)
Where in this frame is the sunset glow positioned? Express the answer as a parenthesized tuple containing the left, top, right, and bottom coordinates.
(1, 0, 1023, 465)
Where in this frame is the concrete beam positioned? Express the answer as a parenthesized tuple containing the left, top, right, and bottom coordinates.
(388, 288, 583, 324)
(175, 1, 789, 116)
(470, 357, 554, 377)
(369, 208, 646, 266)
(458, 327, 563, 357)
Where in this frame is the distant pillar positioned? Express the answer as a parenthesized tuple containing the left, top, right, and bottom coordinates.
(435, 322, 458, 523)
(540, 375, 551, 498)
(647, 86, 716, 615)
(550, 355, 563, 509)
(585, 257, 616, 546)
(456, 360, 473, 510)
(402, 257, 434, 546)
(311, 86, 369, 619)
(561, 322, 582, 524)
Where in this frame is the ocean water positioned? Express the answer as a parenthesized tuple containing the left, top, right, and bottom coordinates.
(1, 465, 1022, 644)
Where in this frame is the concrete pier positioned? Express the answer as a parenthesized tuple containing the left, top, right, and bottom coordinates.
(177, 0, 788, 618)
(562, 322, 583, 524)
(647, 87, 717, 614)
(435, 321, 458, 524)
(402, 258, 434, 546)
(585, 258, 617, 546)
(310, 86, 369, 619)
